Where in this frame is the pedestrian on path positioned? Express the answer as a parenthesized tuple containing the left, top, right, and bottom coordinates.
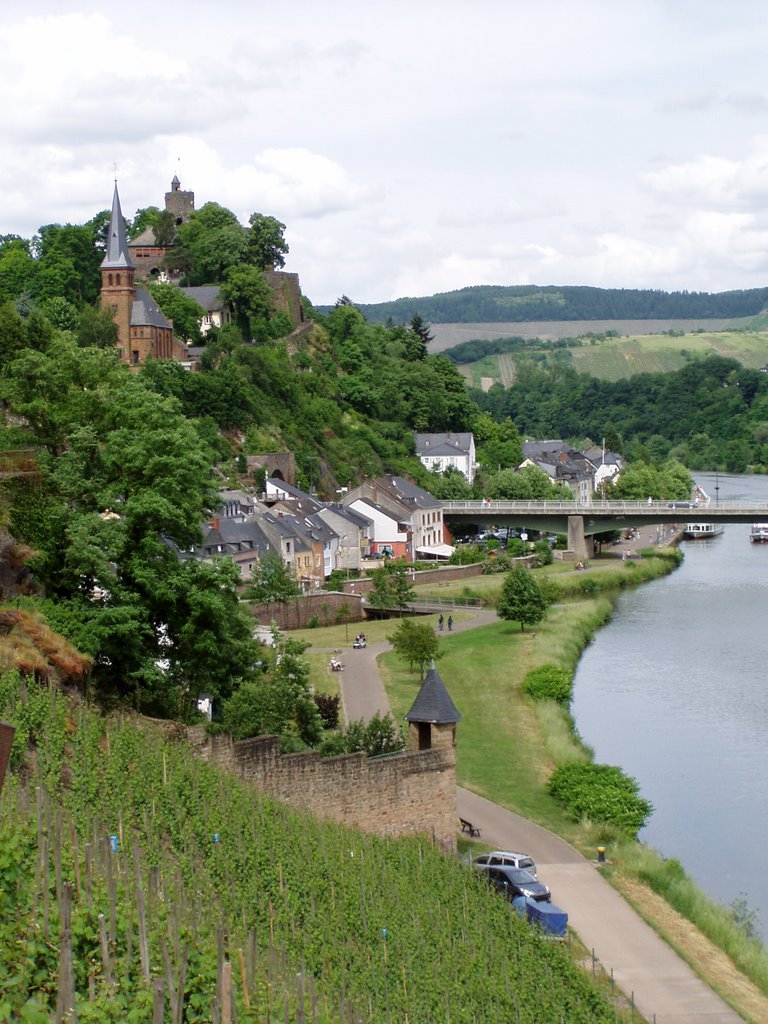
(447, 615, 453, 632)
(438, 614, 444, 631)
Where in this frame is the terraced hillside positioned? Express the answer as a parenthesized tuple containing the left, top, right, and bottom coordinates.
(0, 674, 623, 1023)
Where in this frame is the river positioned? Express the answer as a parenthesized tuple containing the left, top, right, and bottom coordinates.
(571, 472, 768, 941)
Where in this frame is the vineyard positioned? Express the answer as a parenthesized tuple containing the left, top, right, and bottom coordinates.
(456, 328, 768, 387)
(0, 673, 624, 1023)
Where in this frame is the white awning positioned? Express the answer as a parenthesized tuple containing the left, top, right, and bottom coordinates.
(415, 544, 455, 558)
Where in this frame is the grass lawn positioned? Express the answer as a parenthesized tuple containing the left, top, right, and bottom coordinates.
(380, 598, 612, 838)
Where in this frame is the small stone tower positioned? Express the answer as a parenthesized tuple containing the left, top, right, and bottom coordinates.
(100, 182, 136, 354)
(405, 661, 462, 754)
(164, 174, 195, 226)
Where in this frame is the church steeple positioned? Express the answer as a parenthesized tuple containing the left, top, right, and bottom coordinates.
(100, 182, 136, 356)
(101, 182, 135, 270)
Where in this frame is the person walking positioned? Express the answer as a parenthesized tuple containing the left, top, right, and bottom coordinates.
(438, 614, 444, 631)
(447, 615, 453, 632)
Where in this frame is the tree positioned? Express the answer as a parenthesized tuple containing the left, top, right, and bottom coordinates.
(387, 618, 441, 678)
(221, 634, 322, 747)
(171, 203, 247, 285)
(220, 264, 274, 340)
(368, 559, 415, 612)
(77, 305, 119, 349)
(39, 296, 80, 333)
(246, 213, 289, 270)
(403, 314, 432, 361)
(245, 550, 300, 609)
(424, 466, 473, 500)
(148, 282, 205, 342)
(497, 565, 547, 632)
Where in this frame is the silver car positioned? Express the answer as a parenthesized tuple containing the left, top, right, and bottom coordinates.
(472, 850, 538, 879)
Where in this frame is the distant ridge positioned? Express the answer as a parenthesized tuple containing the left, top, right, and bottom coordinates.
(317, 284, 768, 324)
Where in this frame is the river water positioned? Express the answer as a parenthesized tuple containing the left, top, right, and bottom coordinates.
(571, 472, 768, 941)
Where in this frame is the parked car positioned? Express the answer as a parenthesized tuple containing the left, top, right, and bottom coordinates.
(475, 864, 551, 902)
(472, 850, 538, 878)
(667, 501, 693, 509)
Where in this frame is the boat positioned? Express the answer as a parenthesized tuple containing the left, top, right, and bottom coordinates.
(749, 523, 768, 543)
(684, 522, 724, 540)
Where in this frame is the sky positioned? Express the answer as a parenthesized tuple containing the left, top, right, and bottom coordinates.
(3, 1, 768, 306)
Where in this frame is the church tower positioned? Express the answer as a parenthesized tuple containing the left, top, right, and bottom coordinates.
(100, 183, 135, 356)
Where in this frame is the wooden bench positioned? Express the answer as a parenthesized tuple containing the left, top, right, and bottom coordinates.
(459, 817, 481, 838)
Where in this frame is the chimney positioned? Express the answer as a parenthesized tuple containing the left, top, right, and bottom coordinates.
(208, 515, 220, 531)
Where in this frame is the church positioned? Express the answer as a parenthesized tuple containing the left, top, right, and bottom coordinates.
(100, 183, 191, 367)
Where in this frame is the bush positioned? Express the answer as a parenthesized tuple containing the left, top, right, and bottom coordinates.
(547, 762, 653, 836)
(314, 693, 340, 729)
(482, 552, 518, 574)
(522, 664, 573, 704)
(319, 712, 405, 758)
(533, 540, 553, 567)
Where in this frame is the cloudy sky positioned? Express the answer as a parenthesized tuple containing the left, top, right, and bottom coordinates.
(3, 1, 768, 305)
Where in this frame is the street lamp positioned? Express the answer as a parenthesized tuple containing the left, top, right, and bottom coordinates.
(715, 470, 720, 507)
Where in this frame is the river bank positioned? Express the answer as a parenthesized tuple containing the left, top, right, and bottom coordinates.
(378, 551, 768, 1019)
(296, 545, 768, 1018)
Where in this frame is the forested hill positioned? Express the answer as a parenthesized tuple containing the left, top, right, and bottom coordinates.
(328, 285, 768, 324)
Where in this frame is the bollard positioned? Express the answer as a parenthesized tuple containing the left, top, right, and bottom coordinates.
(597, 846, 606, 864)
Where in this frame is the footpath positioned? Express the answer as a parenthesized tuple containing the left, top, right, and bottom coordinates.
(337, 584, 744, 1024)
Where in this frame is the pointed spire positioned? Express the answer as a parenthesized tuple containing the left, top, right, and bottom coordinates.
(101, 182, 134, 270)
(405, 661, 462, 724)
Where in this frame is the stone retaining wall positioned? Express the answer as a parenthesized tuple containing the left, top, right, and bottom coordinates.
(187, 729, 457, 850)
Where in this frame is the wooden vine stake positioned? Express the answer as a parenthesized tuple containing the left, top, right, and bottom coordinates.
(56, 882, 77, 1023)
(221, 962, 233, 1024)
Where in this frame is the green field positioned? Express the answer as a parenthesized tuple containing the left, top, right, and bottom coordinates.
(459, 328, 768, 387)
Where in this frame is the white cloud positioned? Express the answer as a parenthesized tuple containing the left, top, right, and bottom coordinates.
(3, 3, 768, 301)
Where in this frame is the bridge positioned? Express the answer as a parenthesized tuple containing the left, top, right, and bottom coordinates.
(440, 499, 768, 559)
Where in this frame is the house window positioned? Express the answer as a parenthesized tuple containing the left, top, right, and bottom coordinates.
(131, 351, 140, 364)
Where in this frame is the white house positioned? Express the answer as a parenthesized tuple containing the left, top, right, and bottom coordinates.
(414, 432, 476, 484)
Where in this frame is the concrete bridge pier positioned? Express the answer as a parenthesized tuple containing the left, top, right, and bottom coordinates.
(567, 516, 593, 561)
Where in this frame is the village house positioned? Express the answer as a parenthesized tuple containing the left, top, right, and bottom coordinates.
(343, 477, 450, 561)
(520, 440, 596, 504)
(414, 432, 476, 484)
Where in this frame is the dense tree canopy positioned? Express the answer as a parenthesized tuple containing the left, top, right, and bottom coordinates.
(473, 356, 768, 472)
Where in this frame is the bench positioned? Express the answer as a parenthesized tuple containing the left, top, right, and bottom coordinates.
(459, 817, 481, 838)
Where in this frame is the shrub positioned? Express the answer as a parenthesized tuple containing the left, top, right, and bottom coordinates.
(314, 692, 340, 729)
(547, 762, 653, 836)
(533, 540, 553, 566)
(522, 664, 573, 704)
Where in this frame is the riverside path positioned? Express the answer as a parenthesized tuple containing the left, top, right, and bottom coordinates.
(336, 607, 748, 1024)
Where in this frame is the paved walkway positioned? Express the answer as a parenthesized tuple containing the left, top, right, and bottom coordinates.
(336, 601, 743, 1024)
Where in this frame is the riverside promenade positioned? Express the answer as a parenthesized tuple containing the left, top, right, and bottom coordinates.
(337, 578, 751, 1023)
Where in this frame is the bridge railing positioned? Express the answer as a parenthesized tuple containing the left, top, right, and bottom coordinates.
(440, 499, 768, 514)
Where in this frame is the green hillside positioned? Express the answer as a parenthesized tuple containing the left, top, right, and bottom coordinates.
(457, 328, 768, 388)
(0, 676, 620, 1023)
(328, 284, 768, 325)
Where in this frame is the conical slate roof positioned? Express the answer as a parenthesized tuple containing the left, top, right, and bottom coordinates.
(405, 662, 462, 724)
(101, 183, 135, 270)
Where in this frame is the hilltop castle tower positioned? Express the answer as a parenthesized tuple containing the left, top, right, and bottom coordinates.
(164, 174, 195, 226)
